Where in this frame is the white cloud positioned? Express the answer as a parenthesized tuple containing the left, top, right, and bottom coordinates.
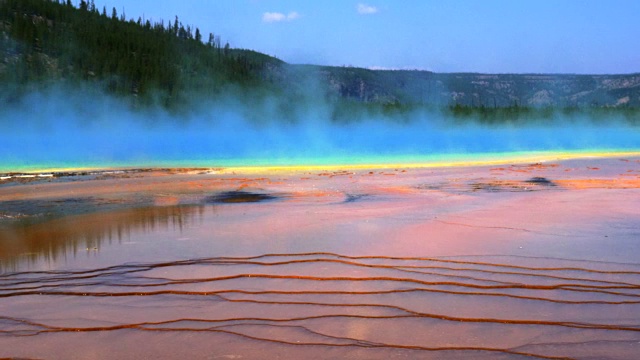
(287, 11, 300, 21)
(357, 3, 378, 15)
(263, 12, 286, 22)
(262, 11, 300, 23)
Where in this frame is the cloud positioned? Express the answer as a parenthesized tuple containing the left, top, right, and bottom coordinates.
(357, 3, 378, 15)
(287, 11, 300, 21)
(262, 12, 285, 23)
(262, 11, 300, 23)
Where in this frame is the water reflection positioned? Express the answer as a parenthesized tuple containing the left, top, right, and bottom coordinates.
(0, 205, 205, 272)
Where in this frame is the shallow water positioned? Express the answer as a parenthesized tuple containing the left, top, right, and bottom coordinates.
(1, 161, 640, 359)
(3, 250, 640, 359)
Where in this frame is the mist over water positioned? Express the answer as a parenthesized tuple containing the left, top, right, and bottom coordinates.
(1, 88, 639, 171)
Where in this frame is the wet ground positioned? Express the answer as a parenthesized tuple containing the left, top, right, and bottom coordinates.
(1, 157, 639, 359)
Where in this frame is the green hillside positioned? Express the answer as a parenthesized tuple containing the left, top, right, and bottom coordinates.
(0, 0, 283, 109)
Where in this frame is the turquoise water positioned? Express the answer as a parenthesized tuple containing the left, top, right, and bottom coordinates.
(1, 92, 639, 172)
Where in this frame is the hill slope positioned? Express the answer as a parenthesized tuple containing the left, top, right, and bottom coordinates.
(0, 0, 283, 108)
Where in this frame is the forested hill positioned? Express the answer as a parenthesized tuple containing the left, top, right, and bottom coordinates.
(1, 0, 640, 112)
(0, 0, 284, 108)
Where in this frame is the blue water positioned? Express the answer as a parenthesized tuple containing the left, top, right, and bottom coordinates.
(1, 91, 639, 171)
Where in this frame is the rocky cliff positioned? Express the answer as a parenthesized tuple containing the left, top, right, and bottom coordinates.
(275, 65, 640, 107)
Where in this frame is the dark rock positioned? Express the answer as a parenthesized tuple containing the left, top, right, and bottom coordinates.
(525, 177, 556, 186)
(203, 191, 279, 204)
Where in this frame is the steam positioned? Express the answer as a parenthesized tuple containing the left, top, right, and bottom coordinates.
(1, 84, 638, 172)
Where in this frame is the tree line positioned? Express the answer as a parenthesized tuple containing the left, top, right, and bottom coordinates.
(0, 0, 281, 108)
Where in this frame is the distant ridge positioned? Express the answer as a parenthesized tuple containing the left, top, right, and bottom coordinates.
(278, 65, 640, 107)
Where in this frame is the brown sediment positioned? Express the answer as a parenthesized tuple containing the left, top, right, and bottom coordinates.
(0, 317, 573, 360)
(1, 253, 640, 359)
(0, 156, 639, 359)
(554, 178, 640, 189)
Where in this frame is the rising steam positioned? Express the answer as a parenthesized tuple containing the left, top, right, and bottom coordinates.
(1, 84, 638, 171)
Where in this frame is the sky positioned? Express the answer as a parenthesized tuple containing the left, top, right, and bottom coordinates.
(92, 0, 640, 74)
